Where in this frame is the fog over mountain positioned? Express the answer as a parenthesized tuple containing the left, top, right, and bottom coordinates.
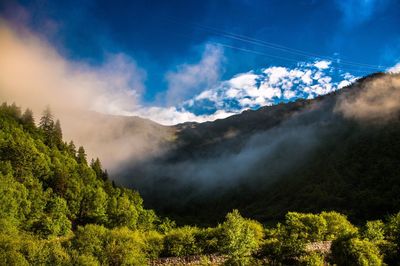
(111, 73, 400, 223)
(2, 1, 400, 264)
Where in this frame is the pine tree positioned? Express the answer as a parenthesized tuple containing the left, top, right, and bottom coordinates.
(39, 106, 55, 146)
(54, 119, 63, 148)
(77, 146, 87, 164)
(102, 169, 109, 181)
(21, 108, 35, 129)
(90, 158, 103, 179)
(67, 141, 77, 156)
(10, 102, 21, 118)
(39, 106, 54, 130)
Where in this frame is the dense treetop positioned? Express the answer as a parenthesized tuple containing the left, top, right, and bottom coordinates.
(1, 102, 400, 265)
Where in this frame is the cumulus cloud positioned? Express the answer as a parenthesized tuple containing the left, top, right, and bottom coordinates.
(387, 62, 400, 74)
(0, 16, 362, 130)
(181, 60, 357, 115)
(134, 106, 235, 125)
(165, 44, 224, 105)
(314, 60, 331, 69)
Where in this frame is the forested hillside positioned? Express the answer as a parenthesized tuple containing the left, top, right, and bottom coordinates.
(1, 99, 400, 265)
(119, 73, 400, 226)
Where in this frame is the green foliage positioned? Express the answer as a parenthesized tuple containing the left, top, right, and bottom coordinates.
(1, 102, 400, 264)
(363, 220, 385, 242)
(0, 103, 161, 263)
(331, 237, 384, 266)
(195, 227, 224, 254)
(163, 226, 201, 256)
(320, 211, 358, 240)
(21, 108, 35, 131)
(32, 196, 71, 237)
(77, 146, 87, 164)
(284, 212, 328, 242)
(221, 209, 263, 265)
(0, 171, 30, 231)
(283, 211, 357, 242)
(107, 189, 139, 229)
(299, 252, 325, 266)
(261, 211, 358, 264)
(261, 225, 307, 264)
(0, 233, 71, 266)
(142, 230, 164, 259)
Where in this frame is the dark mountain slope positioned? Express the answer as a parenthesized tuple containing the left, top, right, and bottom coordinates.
(117, 72, 400, 225)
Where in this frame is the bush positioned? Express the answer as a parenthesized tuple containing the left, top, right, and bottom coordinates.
(221, 210, 263, 265)
(299, 252, 325, 266)
(103, 227, 147, 266)
(284, 212, 327, 242)
(142, 230, 164, 259)
(261, 230, 306, 264)
(195, 227, 224, 254)
(362, 220, 385, 242)
(331, 237, 384, 266)
(72, 224, 147, 265)
(320, 211, 358, 240)
(163, 226, 201, 256)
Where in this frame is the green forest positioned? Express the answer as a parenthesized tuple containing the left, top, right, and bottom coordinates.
(1, 102, 400, 266)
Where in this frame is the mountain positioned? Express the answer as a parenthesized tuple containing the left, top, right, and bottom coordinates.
(115, 72, 400, 225)
(2, 74, 400, 265)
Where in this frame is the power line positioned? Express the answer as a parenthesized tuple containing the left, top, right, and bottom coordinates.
(191, 23, 387, 70)
(209, 41, 381, 74)
(163, 17, 388, 71)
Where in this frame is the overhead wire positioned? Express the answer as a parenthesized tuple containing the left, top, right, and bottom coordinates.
(162, 17, 388, 73)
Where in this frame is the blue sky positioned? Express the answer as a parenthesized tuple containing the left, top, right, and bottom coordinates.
(1, 0, 400, 124)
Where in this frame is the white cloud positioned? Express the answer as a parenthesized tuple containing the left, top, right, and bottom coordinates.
(134, 106, 235, 125)
(0, 20, 361, 126)
(301, 70, 313, 85)
(258, 83, 282, 99)
(229, 73, 258, 89)
(264, 67, 289, 84)
(0, 21, 145, 116)
(314, 60, 331, 69)
(176, 60, 358, 123)
(338, 80, 351, 89)
(165, 44, 224, 105)
(387, 62, 400, 74)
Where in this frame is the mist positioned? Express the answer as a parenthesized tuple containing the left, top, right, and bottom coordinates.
(115, 73, 400, 214)
(2, 15, 400, 208)
(336, 73, 400, 121)
(117, 97, 341, 205)
(0, 20, 175, 169)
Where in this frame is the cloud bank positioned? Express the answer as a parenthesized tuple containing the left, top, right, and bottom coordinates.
(0, 20, 171, 170)
(165, 44, 224, 106)
(0, 17, 378, 172)
(181, 60, 356, 118)
(0, 21, 145, 115)
(0, 18, 362, 127)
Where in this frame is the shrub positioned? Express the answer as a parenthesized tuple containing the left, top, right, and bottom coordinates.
(331, 237, 384, 266)
(299, 252, 325, 266)
(362, 220, 385, 242)
(221, 210, 263, 265)
(163, 226, 201, 256)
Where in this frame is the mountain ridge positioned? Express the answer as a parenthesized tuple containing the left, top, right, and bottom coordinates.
(115, 72, 400, 225)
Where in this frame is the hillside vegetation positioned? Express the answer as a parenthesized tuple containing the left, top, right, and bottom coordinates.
(1, 97, 400, 264)
(119, 73, 400, 226)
